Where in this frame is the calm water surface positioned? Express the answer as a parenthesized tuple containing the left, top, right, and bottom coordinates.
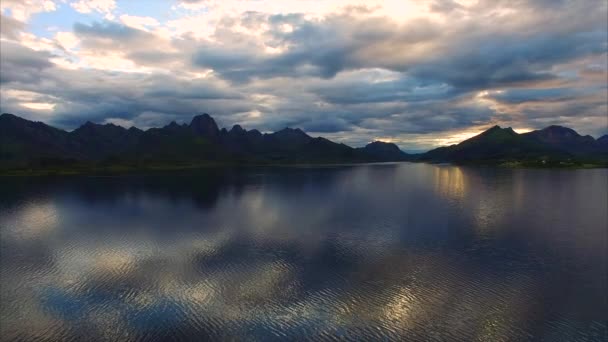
(0, 163, 606, 341)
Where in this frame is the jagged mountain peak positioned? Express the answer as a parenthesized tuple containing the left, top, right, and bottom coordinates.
(230, 124, 245, 134)
(274, 127, 308, 136)
(161, 121, 187, 132)
(190, 113, 219, 137)
(73, 120, 128, 134)
(480, 125, 516, 136)
(367, 140, 399, 148)
(3, 112, 605, 170)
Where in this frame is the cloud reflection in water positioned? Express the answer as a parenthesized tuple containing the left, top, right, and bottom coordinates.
(0, 164, 606, 341)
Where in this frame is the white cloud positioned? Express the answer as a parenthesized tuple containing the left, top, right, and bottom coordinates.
(17, 32, 55, 51)
(119, 14, 160, 31)
(0, 0, 57, 21)
(167, 0, 436, 39)
(175, 0, 434, 21)
(55, 31, 79, 49)
(21, 102, 56, 110)
(70, 0, 115, 16)
(76, 50, 140, 72)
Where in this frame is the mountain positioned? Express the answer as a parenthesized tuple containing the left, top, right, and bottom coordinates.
(0, 113, 78, 166)
(356, 141, 410, 161)
(2, 113, 605, 171)
(0, 113, 410, 170)
(521, 125, 602, 156)
(190, 113, 220, 139)
(70, 121, 143, 159)
(420, 125, 608, 166)
(598, 135, 608, 147)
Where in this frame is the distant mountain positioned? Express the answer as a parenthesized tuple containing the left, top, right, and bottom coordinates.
(419, 125, 608, 166)
(0, 113, 410, 170)
(356, 141, 410, 161)
(2, 113, 606, 171)
(0, 113, 79, 165)
(598, 135, 608, 147)
(70, 121, 143, 159)
(521, 125, 603, 157)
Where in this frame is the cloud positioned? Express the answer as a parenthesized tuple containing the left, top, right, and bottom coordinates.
(119, 15, 160, 31)
(0, 0, 56, 21)
(0, 13, 25, 40)
(190, 12, 443, 82)
(1, 0, 607, 149)
(73, 20, 144, 44)
(54, 31, 79, 50)
(66, 20, 186, 72)
(429, 0, 465, 13)
(0, 41, 55, 84)
(488, 88, 579, 104)
(70, 0, 116, 18)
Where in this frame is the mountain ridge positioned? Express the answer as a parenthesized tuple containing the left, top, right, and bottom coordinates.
(1, 113, 606, 171)
(419, 124, 607, 166)
(0, 113, 410, 170)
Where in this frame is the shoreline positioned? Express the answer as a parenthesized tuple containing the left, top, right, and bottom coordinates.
(1, 160, 606, 176)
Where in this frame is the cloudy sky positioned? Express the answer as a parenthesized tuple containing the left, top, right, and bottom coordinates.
(0, 0, 606, 151)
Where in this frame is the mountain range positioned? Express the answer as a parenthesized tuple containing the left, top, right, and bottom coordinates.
(1, 113, 606, 172)
(0, 113, 408, 170)
(420, 125, 608, 166)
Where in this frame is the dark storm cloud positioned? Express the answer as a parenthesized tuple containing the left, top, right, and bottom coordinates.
(0, 47, 249, 129)
(312, 77, 459, 105)
(408, 31, 607, 91)
(70, 20, 196, 69)
(489, 88, 580, 104)
(142, 77, 242, 101)
(195, 9, 606, 91)
(261, 110, 356, 133)
(0, 19, 248, 129)
(0, 41, 54, 84)
(353, 98, 496, 135)
(191, 44, 353, 82)
(299, 117, 354, 133)
(73, 20, 166, 52)
(192, 13, 441, 82)
(42, 70, 249, 128)
(188, 0, 607, 139)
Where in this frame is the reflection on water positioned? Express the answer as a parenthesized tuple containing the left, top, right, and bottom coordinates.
(1, 163, 606, 341)
(434, 165, 466, 200)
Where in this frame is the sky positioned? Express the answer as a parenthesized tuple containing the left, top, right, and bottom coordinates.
(0, 0, 606, 151)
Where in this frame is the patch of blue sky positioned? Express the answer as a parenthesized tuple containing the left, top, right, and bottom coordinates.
(28, 3, 102, 38)
(115, 0, 177, 22)
(26, 0, 176, 39)
(1, 7, 12, 17)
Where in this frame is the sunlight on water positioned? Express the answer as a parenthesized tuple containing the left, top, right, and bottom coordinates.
(434, 165, 466, 201)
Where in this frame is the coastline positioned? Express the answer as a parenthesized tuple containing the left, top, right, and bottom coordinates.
(1, 159, 606, 177)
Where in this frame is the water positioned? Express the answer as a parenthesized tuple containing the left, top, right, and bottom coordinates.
(0, 163, 606, 341)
